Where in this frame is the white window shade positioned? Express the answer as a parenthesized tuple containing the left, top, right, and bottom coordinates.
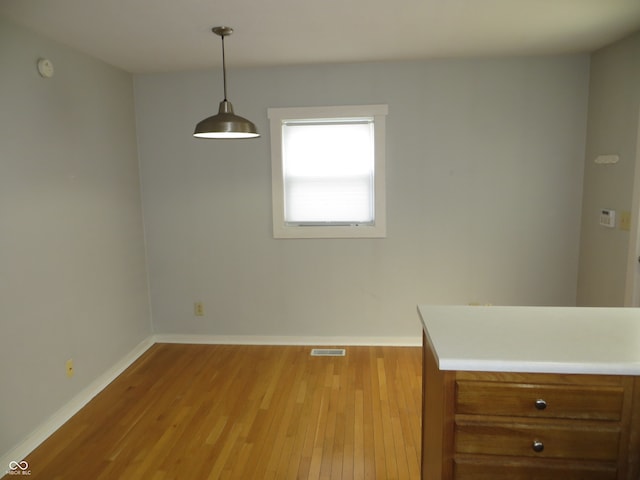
(283, 121, 375, 224)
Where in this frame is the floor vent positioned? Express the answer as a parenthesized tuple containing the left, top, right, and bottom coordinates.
(310, 348, 346, 357)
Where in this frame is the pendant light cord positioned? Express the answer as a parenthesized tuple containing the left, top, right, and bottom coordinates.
(221, 35, 228, 101)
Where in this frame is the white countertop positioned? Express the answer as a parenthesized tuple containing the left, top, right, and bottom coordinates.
(418, 305, 640, 375)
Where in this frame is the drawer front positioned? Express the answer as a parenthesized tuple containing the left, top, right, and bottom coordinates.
(455, 419, 620, 461)
(456, 381, 624, 420)
(453, 458, 617, 480)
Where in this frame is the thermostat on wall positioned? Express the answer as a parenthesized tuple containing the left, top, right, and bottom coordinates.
(600, 209, 616, 228)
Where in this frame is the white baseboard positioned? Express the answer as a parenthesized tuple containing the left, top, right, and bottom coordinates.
(0, 336, 155, 471)
(152, 333, 421, 347)
(1, 333, 420, 470)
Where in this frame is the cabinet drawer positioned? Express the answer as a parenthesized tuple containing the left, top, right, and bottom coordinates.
(455, 418, 620, 461)
(456, 381, 624, 420)
(454, 456, 617, 480)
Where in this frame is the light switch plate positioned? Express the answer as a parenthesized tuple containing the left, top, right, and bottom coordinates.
(620, 211, 631, 231)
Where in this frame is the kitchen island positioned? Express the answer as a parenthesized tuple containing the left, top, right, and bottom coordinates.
(418, 305, 640, 480)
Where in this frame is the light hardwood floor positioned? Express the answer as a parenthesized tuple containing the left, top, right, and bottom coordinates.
(11, 344, 422, 479)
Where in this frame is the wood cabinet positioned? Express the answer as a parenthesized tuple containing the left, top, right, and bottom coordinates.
(421, 333, 640, 480)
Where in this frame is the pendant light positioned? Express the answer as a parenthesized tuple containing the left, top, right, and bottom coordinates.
(193, 27, 259, 139)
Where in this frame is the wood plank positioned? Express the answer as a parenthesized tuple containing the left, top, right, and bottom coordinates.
(8, 344, 421, 480)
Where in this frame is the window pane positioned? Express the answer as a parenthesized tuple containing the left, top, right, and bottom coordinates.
(282, 122, 374, 224)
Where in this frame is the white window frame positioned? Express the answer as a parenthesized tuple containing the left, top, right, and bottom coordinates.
(268, 104, 388, 239)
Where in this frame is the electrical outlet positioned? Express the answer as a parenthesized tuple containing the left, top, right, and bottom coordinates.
(194, 302, 205, 317)
(66, 359, 74, 378)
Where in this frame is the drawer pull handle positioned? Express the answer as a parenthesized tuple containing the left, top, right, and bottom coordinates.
(532, 440, 544, 453)
(534, 399, 547, 410)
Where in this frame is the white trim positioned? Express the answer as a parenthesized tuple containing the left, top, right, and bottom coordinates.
(0, 336, 155, 471)
(153, 333, 420, 347)
(268, 104, 389, 120)
(624, 106, 640, 307)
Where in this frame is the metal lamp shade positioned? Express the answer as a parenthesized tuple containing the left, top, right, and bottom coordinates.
(194, 100, 259, 139)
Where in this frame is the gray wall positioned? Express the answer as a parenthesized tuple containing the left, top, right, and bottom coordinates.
(577, 32, 640, 306)
(135, 55, 590, 340)
(0, 18, 151, 456)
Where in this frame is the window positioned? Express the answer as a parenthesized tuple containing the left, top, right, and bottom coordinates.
(268, 105, 388, 238)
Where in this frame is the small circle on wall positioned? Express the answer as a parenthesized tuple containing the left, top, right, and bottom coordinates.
(37, 58, 54, 78)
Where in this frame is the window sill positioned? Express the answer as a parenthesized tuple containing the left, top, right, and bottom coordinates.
(273, 223, 386, 239)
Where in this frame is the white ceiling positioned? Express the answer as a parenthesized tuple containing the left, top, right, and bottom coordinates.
(1, 0, 640, 74)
